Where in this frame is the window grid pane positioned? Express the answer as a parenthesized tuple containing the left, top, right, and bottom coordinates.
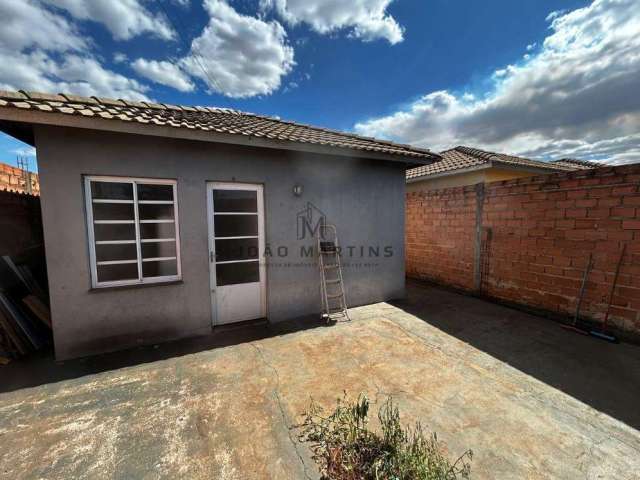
(91, 181, 133, 200)
(88, 179, 179, 286)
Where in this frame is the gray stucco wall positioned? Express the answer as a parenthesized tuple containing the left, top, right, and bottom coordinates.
(35, 125, 406, 359)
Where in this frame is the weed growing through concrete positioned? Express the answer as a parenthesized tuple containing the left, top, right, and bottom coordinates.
(297, 394, 473, 479)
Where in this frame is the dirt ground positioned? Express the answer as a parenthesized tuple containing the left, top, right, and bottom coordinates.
(1, 282, 639, 479)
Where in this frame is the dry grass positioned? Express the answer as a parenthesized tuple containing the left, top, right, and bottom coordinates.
(297, 394, 472, 480)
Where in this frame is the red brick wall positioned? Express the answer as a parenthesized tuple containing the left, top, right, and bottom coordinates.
(406, 186, 477, 290)
(0, 162, 40, 195)
(406, 164, 640, 337)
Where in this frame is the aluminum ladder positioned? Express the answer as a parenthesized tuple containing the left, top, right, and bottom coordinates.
(317, 224, 350, 322)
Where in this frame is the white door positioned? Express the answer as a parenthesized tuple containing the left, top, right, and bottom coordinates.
(207, 183, 266, 325)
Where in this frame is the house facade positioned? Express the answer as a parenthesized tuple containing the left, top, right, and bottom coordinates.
(0, 90, 438, 359)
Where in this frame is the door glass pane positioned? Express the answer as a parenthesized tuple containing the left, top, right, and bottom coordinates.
(216, 261, 259, 286)
(213, 190, 257, 212)
(214, 214, 258, 237)
(137, 184, 173, 201)
(91, 181, 133, 200)
(139, 204, 174, 220)
(143, 260, 178, 278)
(94, 223, 136, 241)
(92, 203, 134, 221)
(215, 238, 259, 262)
(97, 263, 138, 282)
(140, 222, 175, 239)
(142, 241, 176, 259)
(96, 243, 137, 262)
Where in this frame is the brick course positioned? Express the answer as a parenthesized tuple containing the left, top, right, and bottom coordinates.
(406, 165, 640, 337)
(0, 162, 40, 195)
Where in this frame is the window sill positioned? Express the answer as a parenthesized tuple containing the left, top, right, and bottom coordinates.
(89, 279, 183, 293)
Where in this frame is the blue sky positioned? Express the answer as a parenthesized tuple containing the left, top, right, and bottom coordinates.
(2, 0, 639, 169)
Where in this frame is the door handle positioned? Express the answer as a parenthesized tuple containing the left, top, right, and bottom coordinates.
(210, 251, 214, 262)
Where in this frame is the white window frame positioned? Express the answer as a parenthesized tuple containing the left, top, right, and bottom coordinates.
(84, 175, 182, 288)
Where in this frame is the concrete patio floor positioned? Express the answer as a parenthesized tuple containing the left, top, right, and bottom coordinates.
(1, 283, 640, 479)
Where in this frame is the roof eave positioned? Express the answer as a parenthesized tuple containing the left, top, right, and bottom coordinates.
(406, 163, 492, 183)
(0, 107, 437, 165)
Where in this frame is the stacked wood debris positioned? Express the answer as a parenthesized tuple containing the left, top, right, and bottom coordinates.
(0, 254, 51, 362)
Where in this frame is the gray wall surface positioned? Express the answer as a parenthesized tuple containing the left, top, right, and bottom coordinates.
(35, 126, 406, 359)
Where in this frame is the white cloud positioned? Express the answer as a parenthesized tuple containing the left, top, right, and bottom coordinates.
(12, 146, 37, 157)
(0, 50, 150, 100)
(43, 0, 175, 40)
(2, 0, 293, 100)
(0, 0, 86, 52)
(0, 1, 150, 100)
(113, 52, 128, 63)
(180, 0, 294, 98)
(520, 134, 640, 165)
(53, 56, 150, 99)
(261, 0, 404, 44)
(355, 0, 640, 165)
(132, 58, 195, 92)
(546, 9, 567, 22)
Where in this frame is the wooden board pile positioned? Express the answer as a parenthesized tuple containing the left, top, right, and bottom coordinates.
(0, 255, 51, 361)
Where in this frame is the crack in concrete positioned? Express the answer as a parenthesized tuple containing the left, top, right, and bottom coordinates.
(371, 378, 410, 407)
(249, 342, 313, 480)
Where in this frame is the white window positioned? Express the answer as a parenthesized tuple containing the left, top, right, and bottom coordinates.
(84, 176, 181, 288)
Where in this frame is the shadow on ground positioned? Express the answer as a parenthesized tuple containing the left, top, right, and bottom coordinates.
(4, 279, 640, 433)
(0, 315, 329, 393)
(392, 279, 640, 430)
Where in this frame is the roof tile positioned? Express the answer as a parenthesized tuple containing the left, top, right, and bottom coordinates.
(161, 103, 183, 111)
(0, 89, 439, 161)
(551, 158, 602, 169)
(94, 97, 126, 107)
(0, 90, 27, 100)
(60, 93, 97, 104)
(23, 91, 66, 102)
(120, 99, 148, 108)
(142, 101, 165, 110)
(407, 146, 596, 180)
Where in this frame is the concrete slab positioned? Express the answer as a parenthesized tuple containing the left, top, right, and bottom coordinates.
(1, 299, 639, 479)
(397, 280, 640, 430)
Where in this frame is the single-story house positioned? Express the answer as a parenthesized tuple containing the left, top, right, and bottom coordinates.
(0, 90, 440, 360)
(406, 145, 600, 191)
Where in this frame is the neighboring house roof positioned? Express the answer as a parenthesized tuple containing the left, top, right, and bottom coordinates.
(0, 90, 440, 164)
(550, 158, 603, 169)
(406, 145, 599, 181)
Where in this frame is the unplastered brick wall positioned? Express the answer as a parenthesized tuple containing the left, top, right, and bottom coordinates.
(0, 162, 40, 195)
(406, 164, 640, 338)
(406, 186, 477, 291)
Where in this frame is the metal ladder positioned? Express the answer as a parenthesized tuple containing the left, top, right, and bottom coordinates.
(317, 224, 350, 322)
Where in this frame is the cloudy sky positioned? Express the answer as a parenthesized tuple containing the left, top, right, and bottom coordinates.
(1, 0, 639, 168)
